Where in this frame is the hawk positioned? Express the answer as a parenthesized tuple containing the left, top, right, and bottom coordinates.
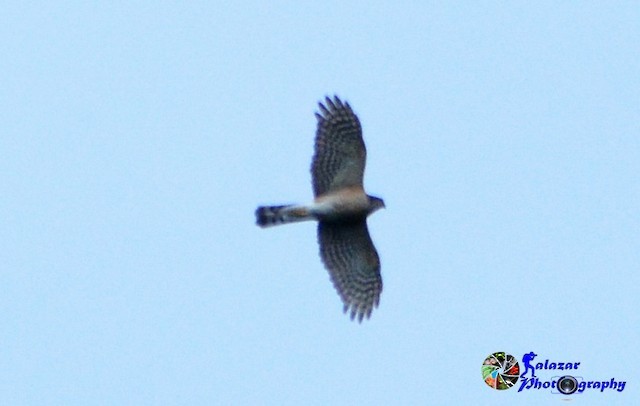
(255, 96, 385, 322)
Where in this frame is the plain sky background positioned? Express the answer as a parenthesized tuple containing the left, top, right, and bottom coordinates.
(1, 2, 638, 405)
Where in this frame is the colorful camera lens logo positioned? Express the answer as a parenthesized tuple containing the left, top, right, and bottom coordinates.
(482, 352, 520, 390)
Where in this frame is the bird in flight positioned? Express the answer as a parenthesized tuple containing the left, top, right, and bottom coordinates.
(256, 96, 385, 322)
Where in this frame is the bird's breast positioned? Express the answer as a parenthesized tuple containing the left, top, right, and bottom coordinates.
(312, 187, 370, 222)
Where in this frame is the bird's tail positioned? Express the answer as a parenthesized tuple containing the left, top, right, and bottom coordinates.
(255, 204, 314, 227)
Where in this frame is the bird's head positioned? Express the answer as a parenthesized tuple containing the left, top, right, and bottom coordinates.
(367, 195, 386, 214)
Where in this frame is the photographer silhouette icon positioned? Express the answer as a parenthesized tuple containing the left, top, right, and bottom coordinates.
(521, 352, 538, 378)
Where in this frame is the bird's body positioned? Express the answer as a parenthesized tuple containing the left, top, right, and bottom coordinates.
(257, 186, 378, 225)
(256, 96, 385, 321)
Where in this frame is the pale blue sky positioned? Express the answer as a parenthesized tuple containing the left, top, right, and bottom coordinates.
(1, 2, 638, 405)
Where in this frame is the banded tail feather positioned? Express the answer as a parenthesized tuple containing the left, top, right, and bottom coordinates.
(255, 204, 313, 227)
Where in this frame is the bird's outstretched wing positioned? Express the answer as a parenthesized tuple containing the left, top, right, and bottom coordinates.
(311, 96, 366, 197)
(317, 220, 382, 322)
